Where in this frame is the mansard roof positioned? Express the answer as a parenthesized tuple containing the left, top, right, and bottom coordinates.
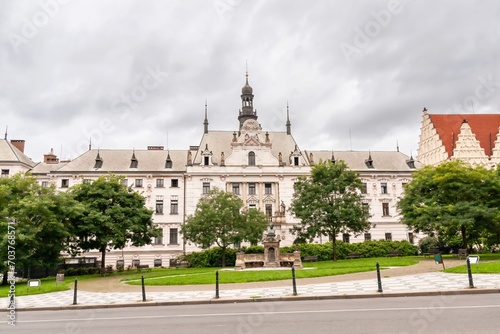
(305, 151, 421, 172)
(429, 114, 500, 158)
(0, 139, 35, 167)
(55, 149, 188, 173)
(191, 130, 306, 166)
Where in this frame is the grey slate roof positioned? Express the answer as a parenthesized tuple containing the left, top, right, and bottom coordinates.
(304, 150, 421, 172)
(192, 131, 307, 166)
(0, 139, 35, 167)
(55, 149, 188, 173)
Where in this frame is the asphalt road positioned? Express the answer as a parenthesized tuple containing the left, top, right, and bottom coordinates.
(4, 294, 500, 334)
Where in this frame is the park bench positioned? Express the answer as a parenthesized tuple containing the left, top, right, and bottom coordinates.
(423, 248, 440, 257)
(136, 264, 152, 272)
(302, 255, 318, 262)
(456, 248, 468, 260)
(346, 252, 361, 259)
(387, 250, 403, 257)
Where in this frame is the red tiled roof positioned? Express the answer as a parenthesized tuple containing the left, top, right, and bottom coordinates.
(429, 114, 500, 158)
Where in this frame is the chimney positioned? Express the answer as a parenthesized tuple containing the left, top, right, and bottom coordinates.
(10, 139, 25, 153)
(44, 148, 59, 164)
(147, 146, 164, 150)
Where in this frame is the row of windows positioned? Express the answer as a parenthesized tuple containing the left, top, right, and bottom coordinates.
(153, 228, 178, 245)
(231, 183, 272, 195)
(360, 182, 408, 195)
(155, 199, 178, 214)
(202, 152, 301, 166)
(341, 232, 414, 244)
(59, 178, 180, 188)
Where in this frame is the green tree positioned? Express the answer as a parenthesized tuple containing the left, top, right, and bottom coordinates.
(289, 160, 371, 261)
(0, 173, 81, 279)
(69, 174, 159, 272)
(398, 160, 500, 250)
(182, 188, 268, 266)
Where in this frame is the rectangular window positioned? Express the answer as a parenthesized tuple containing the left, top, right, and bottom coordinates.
(169, 228, 178, 245)
(202, 182, 210, 194)
(204, 156, 209, 166)
(342, 233, 350, 243)
(382, 203, 390, 216)
(249, 204, 257, 210)
(41, 181, 49, 188)
(362, 203, 369, 214)
(360, 183, 367, 194)
(135, 179, 143, 188)
(156, 179, 164, 188)
(294, 157, 299, 166)
(265, 204, 273, 217)
(82, 179, 91, 185)
(154, 229, 163, 244)
(364, 233, 371, 241)
(264, 183, 272, 195)
(61, 179, 69, 188)
(171, 179, 179, 188)
(232, 183, 240, 195)
(385, 232, 392, 241)
(170, 199, 178, 214)
(1, 169, 9, 178)
(248, 183, 256, 195)
(408, 232, 414, 244)
(155, 199, 164, 214)
(122, 179, 128, 187)
(381, 182, 388, 194)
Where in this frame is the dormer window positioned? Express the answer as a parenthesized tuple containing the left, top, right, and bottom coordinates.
(406, 155, 416, 169)
(248, 151, 256, 165)
(130, 152, 138, 168)
(294, 156, 299, 166)
(201, 144, 212, 166)
(94, 152, 103, 169)
(204, 156, 209, 166)
(365, 153, 374, 168)
(165, 153, 173, 168)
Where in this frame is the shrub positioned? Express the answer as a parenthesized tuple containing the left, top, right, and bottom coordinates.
(183, 247, 237, 268)
(418, 236, 439, 254)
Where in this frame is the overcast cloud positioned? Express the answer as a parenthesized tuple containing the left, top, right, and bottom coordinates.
(1, 0, 499, 162)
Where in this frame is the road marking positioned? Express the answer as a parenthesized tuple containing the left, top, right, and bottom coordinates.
(8, 304, 500, 324)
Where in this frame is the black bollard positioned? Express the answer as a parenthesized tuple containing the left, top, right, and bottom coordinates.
(141, 275, 146, 302)
(292, 267, 298, 296)
(376, 262, 383, 293)
(466, 258, 474, 288)
(73, 278, 78, 305)
(215, 270, 220, 299)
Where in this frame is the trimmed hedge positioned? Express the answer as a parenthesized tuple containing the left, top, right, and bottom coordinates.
(182, 240, 418, 267)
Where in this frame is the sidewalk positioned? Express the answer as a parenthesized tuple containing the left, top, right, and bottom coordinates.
(3, 261, 500, 310)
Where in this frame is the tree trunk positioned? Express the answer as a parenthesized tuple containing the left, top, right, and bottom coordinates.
(461, 224, 468, 249)
(221, 247, 226, 267)
(100, 245, 107, 275)
(332, 236, 337, 261)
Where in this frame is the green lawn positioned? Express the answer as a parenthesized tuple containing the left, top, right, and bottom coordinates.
(0, 277, 70, 297)
(443, 260, 500, 274)
(122, 257, 417, 286)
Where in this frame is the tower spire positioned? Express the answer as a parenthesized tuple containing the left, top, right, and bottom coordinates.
(238, 70, 257, 129)
(286, 101, 291, 135)
(4, 126, 7, 140)
(203, 99, 209, 134)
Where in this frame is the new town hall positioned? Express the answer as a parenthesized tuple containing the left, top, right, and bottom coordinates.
(2, 75, 500, 267)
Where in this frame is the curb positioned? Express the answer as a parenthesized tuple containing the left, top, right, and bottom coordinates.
(11, 288, 500, 312)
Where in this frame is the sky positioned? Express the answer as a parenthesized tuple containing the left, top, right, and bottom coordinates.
(1, 0, 499, 162)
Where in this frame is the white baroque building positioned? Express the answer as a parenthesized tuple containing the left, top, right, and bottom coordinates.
(1, 75, 422, 267)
